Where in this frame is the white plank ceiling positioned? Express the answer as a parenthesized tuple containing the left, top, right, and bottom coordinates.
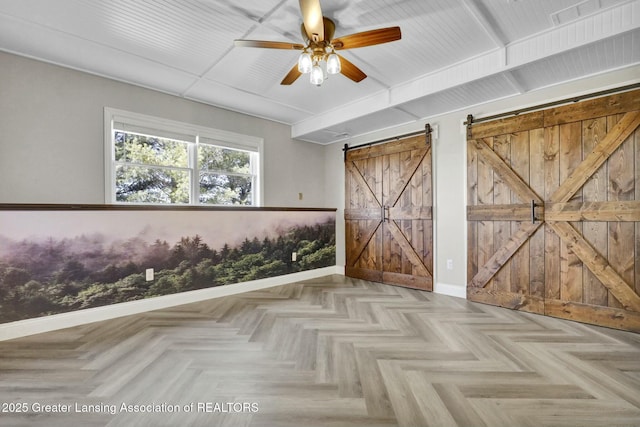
(0, 0, 638, 144)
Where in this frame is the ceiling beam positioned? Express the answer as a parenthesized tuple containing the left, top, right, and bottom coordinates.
(292, 1, 639, 140)
(460, 0, 508, 47)
(503, 71, 527, 94)
(181, 0, 292, 98)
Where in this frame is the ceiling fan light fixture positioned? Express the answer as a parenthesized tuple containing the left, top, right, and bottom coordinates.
(326, 52, 341, 75)
(235, 4, 402, 86)
(298, 51, 312, 73)
(310, 62, 324, 86)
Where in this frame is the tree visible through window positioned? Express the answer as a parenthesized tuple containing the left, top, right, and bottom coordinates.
(115, 132, 190, 204)
(106, 108, 262, 206)
(198, 144, 253, 205)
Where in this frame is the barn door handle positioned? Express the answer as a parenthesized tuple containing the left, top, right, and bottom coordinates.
(383, 206, 390, 222)
(531, 200, 536, 223)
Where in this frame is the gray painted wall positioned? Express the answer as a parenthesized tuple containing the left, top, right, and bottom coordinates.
(0, 51, 325, 207)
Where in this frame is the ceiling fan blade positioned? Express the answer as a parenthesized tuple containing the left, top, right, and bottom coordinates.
(281, 65, 303, 85)
(332, 27, 401, 50)
(299, 0, 324, 42)
(337, 54, 366, 83)
(234, 40, 305, 50)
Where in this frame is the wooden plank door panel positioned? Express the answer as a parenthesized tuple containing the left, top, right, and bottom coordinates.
(467, 139, 478, 285)
(636, 124, 640, 298)
(544, 111, 640, 331)
(382, 144, 433, 290)
(345, 156, 383, 282)
(528, 128, 546, 301)
(559, 122, 584, 305)
(345, 219, 383, 282)
(509, 132, 531, 297)
(493, 134, 513, 295)
(467, 131, 545, 314)
(607, 113, 634, 310)
(346, 133, 433, 291)
(580, 116, 609, 311)
(467, 89, 640, 332)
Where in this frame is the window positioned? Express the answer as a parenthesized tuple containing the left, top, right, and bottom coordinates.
(104, 108, 263, 206)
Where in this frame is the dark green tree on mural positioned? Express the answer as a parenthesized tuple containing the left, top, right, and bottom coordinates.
(0, 220, 335, 323)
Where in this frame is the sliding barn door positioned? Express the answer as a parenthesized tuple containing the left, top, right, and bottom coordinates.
(345, 134, 433, 290)
(467, 88, 640, 332)
(467, 114, 546, 314)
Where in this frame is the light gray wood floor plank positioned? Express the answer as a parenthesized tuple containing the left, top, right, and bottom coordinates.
(1, 275, 639, 426)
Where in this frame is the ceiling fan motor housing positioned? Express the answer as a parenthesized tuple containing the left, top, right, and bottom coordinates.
(301, 17, 336, 47)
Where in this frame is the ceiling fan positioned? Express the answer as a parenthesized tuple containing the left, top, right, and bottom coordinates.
(234, 0, 401, 86)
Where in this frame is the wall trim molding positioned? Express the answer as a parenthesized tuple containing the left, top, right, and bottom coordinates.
(0, 203, 336, 212)
(0, 266, 341, 342)
(434, 282, 467, 299)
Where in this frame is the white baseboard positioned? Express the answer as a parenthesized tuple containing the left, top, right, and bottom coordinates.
(332, 268, 466, 299)
(434, 282, 467, 299)
(0, 266, 342, 342)
(331, 268, 466, 299)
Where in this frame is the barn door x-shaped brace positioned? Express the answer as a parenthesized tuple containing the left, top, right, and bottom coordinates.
(344, 125, 434, 288)
(466, 111, 640, 313)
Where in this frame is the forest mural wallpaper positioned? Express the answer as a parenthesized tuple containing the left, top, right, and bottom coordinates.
(0, 209, 335, 324)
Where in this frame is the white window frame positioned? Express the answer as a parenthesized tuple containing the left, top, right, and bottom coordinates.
(104, 107, 264, 206)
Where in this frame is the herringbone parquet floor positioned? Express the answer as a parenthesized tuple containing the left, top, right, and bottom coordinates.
(1, 275, 639, 427)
